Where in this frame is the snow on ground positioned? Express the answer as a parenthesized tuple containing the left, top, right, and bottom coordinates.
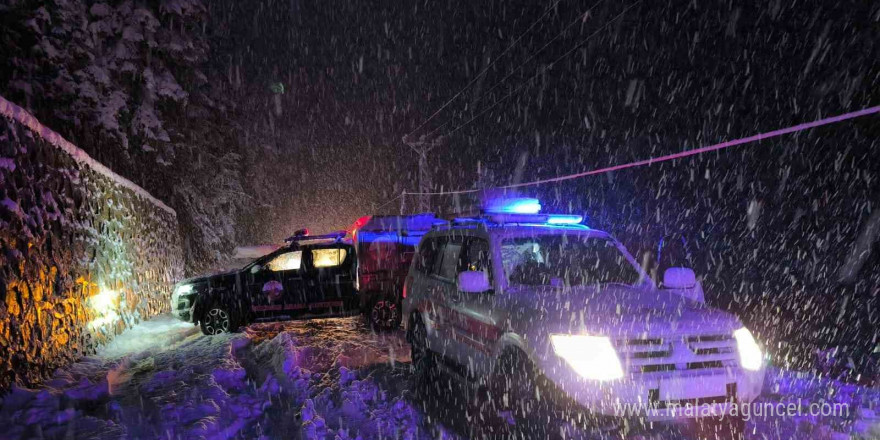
(0, 315, 457, 439)
(0, 314, 265, 439)
(1, 315, 878, 439)
(237, 318, 457, 440)
(752, 368, 880, 439)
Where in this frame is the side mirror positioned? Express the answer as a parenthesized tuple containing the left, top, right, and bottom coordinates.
(458, 271, 491, 293)
(663, 267, 696, 289)
(250, 264, 262, 274)
(662, 267, 705, 303)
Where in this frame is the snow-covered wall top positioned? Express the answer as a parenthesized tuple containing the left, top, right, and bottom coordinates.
(0, 96, 175, 217)
(0, 95, 183, 391)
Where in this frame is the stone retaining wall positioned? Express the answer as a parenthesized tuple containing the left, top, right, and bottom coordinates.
(0, 96, 183, 390)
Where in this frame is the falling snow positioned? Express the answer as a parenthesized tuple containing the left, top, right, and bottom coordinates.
(1, 0, 878, 438)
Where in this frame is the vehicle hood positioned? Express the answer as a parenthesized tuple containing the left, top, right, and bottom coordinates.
(504, 284, 741, 338)
(176, 269, 239, 286)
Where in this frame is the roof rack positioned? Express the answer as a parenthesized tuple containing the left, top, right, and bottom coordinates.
(432, 212, 589, 230)
(284, 230, 346, 243)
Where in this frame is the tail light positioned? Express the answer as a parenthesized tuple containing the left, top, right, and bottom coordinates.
(403, 276, 411, 299)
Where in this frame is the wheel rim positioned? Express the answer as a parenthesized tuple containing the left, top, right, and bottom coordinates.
(204, 308, 230, 334)
(371, 301, 399, 328)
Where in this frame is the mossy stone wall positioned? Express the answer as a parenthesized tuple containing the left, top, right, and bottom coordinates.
(0, 97, 183, 390)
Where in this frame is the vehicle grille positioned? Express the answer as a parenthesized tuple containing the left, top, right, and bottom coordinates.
(615, 333, 738, 374)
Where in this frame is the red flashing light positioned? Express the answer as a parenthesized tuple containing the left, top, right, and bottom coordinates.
(349, 215, 372, 244)
(350, 215, 372, 232)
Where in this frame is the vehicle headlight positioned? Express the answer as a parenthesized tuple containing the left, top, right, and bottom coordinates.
(175, 284, 193, 295)
(734, 327, 763, 371)
(550, 334, 623, 380)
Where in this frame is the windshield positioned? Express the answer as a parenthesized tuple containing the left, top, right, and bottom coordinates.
(501, 235, 641, 287)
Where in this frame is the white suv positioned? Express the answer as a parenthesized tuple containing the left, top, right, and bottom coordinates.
(402, 201, 764, 435)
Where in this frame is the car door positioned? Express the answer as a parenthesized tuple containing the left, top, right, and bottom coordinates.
(306, 244, 357, 314)
(446, 236, 501, 377)
(246, 248, 306, 319)
(419, 235, 470, 364)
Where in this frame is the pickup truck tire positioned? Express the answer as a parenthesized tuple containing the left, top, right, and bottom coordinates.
(369, 297, 402, 331)
(199, 303, 239, 335)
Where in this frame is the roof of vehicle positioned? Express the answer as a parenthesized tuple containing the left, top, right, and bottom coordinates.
(357, 213, 443, 232)
(430, 213, 594, 233)
(284, 230, 347, 244)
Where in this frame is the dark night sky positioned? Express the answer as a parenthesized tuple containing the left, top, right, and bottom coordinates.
(0, 0, 876, 373)
(210, 0, 878, 240)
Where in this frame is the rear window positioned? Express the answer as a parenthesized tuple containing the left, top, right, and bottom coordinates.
(312, 248, 347, 268)
(436, 241, 463, 280)
(414, 237, 443, 274)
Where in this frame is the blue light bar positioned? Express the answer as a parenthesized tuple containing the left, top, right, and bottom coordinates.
(484, 197, 542, 214)
(488, 214, 548, 224)
(546, 214, 584, 225)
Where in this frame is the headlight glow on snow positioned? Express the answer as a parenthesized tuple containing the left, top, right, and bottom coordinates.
(734, 327, 763, 371)
(550, 334, 623, 380)
(87, 287, 121, 330)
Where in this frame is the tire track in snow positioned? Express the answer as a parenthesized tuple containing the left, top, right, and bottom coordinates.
(235, 317, 461, 439)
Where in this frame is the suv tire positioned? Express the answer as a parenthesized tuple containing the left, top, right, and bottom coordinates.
(477, 350, 552, 438)
(199, 303, 238, 335)
(409, 314, 437, 384)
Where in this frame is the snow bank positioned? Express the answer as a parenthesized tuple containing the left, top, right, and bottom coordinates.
(241, 318, 447, 440)
(755, 367, 880, 439)
(21, 314, 879, 439)
(0, 315, 271, 439)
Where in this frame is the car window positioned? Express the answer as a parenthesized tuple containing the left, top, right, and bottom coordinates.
(312, 248, 347, 268)
(430, 238, 448, 275)
(415, 237, 442, 274)
(267, 250, 302, 272)
(437, 240, 463, 280)
(502, 235, 639, 287)
(463, 238, 492, 281)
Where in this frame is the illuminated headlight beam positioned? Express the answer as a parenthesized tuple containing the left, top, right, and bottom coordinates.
(550, 334, 623, 380)
(734, 327, 763, 371)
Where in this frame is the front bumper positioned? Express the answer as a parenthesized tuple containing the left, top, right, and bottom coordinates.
(170, 289, 196, 322)
(539, 360, 765, 421)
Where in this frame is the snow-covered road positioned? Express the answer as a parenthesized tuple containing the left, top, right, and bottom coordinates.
(1, 315, 877, 439)
(0, 316, 459, 439)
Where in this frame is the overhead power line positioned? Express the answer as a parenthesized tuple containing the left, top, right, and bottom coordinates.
(374, 191, 404, 211)
(401, 104, 880, 196)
